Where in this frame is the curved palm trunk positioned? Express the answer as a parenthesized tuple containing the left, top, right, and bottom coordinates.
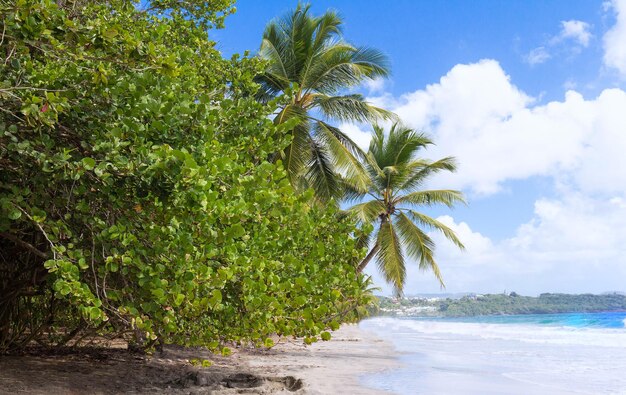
(357, 242, 379, 273)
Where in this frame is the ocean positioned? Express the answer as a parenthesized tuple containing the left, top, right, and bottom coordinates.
(359, 312, 626, 394)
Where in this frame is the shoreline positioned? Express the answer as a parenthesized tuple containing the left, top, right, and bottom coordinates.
(241, 323, 400, 394)
(358, 316, 626, 394)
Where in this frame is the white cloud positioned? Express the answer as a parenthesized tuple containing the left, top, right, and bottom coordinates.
(382, 60, 532, 132)
(432, 215, 495, 261)
(502, 192, 626, 293)
(508, 194, 620, 257)
(522, 19, 591, 65)
(358, 59, 626, 295)
(369, 194, 626, 295)
(525, 47, 551, 65)
(559, 20, 592, 47)
(365, 60, 626, 196)
(363, 77, 386, 94)
(568, 88, 626, 194)
(563, 79, 578, 90)
(603, 0, 626, 76)
(339, 122, 372, 151)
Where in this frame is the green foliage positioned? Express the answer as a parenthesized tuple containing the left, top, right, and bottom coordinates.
(441, 293, 626, 316)
(141, 0, 236, 29)
(0, 0, 369, 352)
(255, 3, 392, 202)
(375, 293, 626, 317)
(347, 123, 465, 296)
(189, 358, 213, 367)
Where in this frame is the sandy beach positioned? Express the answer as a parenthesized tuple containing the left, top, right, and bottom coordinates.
(245, 324, 399, 394)
(0, 324, 398, 394)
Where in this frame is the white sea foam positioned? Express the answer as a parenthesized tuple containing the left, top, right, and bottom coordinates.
(359, 317, 626, 394)
(366, 316, 626, 348)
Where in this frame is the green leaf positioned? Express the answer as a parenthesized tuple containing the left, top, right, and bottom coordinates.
(78, 258, 88, 270)
(8, 208, 21, 220)
(209, 289, 222, 307)
(82, 157, 96, 170)
(227, 224, 246, 239)
(88, 307, 101, 321)
(293, 295, 306, 307)
(152, 288, 165, 299)
(185, 155, 198, 170)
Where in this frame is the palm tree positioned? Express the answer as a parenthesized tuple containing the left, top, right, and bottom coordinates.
(256, 3, 392, 202)
(347, 123, 465, 295)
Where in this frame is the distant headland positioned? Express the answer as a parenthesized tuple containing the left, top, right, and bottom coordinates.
(374, 292, 626, 317)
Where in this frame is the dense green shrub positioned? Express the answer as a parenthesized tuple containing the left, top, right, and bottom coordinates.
(0, 0, 371, 352)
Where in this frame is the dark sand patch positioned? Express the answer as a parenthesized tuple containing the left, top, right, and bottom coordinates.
(0, 325, 395, 394)
(0, 345, 302, 394)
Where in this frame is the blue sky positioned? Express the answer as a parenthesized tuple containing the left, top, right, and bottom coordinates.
(215, 1, 626, 295)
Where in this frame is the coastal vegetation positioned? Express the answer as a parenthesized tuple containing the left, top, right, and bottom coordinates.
(347, 124, 465, 295)
(0, 0, 374, 353)
(0, 0, 461, 354)
(375, 293, 626, 317)
(256, 3, 392, 202)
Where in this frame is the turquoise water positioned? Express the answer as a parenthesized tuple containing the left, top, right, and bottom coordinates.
(418, 311, 626, 329)
(360, 313, 626, 394)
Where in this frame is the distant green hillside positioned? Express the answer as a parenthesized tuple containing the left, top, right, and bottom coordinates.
(374, 293, 626, 317)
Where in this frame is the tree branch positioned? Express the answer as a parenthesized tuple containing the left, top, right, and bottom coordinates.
(0, 232, 49, 259)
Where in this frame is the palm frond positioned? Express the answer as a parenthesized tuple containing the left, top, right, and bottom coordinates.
(313, 120, 365, 158)
(311, 9, 343, 52)
(287, 4, 316, 79)
(347, 200, 386, 224)
(282, 121, 312, 187)
(395, 213, 444, 287)
(306, 140, 341, 202)
(400, 156, 458, 192)
(363, 144, 388, 193)
(368, 124, 385, 154)
(363, 147, 383, 170)
(391, 129, 432, 166)
(341, 178, 370, 202)
(258, 13, 297, 87)
(375, 221, 406, 296)
(351, 46, 391, 80)
(396, 189, 466, 208)
(305, 44, 390, 94)
(274, 103, 305, 124)
(313, 121, 370, 192)
(374, 123, 433, 168)
(258, 38, 290, 84)
(313, 94, 394, 123)
(381, 160, 428, 192)
(408, 211, 465, 250)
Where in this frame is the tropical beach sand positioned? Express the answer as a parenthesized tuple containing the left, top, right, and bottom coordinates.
(0, 324, 398, 394)
(246, 324, 398, 394)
